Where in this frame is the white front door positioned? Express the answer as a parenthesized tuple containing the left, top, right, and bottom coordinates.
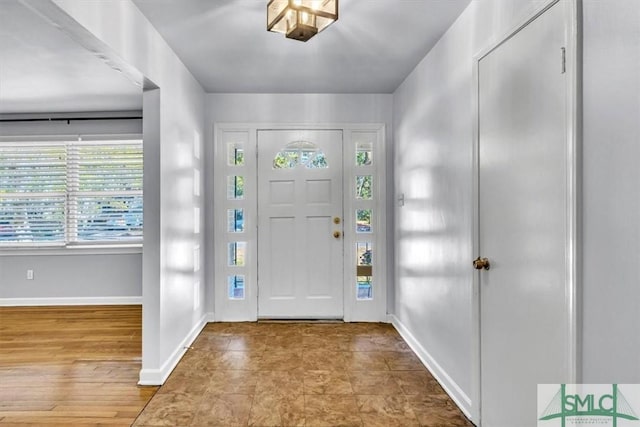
(477, 2, 574, 426)
(257, 130, 344, 318)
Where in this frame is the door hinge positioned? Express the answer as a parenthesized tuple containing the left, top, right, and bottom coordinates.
(561, 47, 566, 74)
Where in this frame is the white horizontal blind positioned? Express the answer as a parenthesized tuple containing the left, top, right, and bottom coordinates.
(0, 144, 67, 245)
(0, 139, 143, 246)
(68, 141, 143, 243)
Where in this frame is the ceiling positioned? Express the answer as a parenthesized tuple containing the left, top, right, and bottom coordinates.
(0, 0, 471, 114)
(133, 0, 472, 93)
(0, 1, 142, 114)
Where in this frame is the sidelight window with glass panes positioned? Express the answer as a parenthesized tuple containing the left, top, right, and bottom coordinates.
(354, 138, 375, 300)
(225, 141, 246, 299)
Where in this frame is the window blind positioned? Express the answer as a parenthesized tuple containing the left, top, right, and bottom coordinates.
(0, 144, 67, 245)
(0, 140, 143, 246)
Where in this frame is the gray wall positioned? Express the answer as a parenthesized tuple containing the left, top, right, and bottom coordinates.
(581, 0, 640, 383)
(0, 253, 141, 299)
(0, 118, 143, 303)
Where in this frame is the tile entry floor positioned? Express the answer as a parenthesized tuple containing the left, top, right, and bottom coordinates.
(133, 322, 473, 427)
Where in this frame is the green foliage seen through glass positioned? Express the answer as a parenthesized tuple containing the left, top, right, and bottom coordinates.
(356, 176, 372, 199)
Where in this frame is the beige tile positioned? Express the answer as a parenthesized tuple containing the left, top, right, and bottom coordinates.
(304, 370, 354, 395)
(369, 335, 412, 352)
(249, 394, 306, 426)
(261, 323, 308, 337)
(264, 334, 305, 350)
(349, 371, 403, 395)
(303, 334, 351, 351)
(343, 351, 389, 371)
(391, 371, 445, 395)
(134, 322, 472, 427)
(255, 370, 304, 398)
(381, 351, 425, 371)
(303, 323, 351, 336)
(227, 335, 268, 351)
(206, 322, 264, 336)
(355, 323, 397, 335)
(345, 336, 380, 352)
(213, 350, 263, 370)
(159, 372, 210, 395)
(191, 334, 231, 351)
(406, 394, 473, 426)
(356, 394, 420, 427)
(170, 350, 221, 377)
(305, 395, 363, 426)
(132, 392, 198, 426)
(302, 350, 347, 371)
(191, 393, 253, 426)
(258, 349, 304, 371)
(207, 370, 258, 394)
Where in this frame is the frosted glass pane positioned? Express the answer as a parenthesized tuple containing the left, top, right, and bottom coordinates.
(355, 176, 372, 200)
(227, 143, 244, 166)
(228, 242, 246, 267)
(356, 242, 373, 300)
(227, 176, 244, 200)
(227, 209, 244, 233)
(357, 276, 373, 300)
(356, 142, 373, 166)
(228, 275, 245, 299)
(356, 209, 372, 233)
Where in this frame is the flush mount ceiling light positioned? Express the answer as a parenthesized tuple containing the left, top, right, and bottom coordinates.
(267, 0, 338, 42)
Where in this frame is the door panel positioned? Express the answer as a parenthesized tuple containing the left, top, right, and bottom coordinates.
(478, 3, 571, 426)
(268, 217, 296, 298)
(257, 130, 343, 318)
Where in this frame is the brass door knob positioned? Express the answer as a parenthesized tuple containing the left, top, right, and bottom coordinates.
(333, 231, 341, 239)
(473, 257, 490, 270)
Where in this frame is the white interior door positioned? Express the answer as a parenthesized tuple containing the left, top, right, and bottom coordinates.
(477, 2, 573, 426)
(257, 130, 343, 318)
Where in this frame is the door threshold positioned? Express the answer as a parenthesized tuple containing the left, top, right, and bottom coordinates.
(257, 318, 344, 324)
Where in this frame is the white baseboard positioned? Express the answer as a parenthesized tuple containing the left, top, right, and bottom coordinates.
(138, 313, 208, 386)
(389, 314, 473, 420)
(206, 311, 215, 322)
(0, 296, 142, 306)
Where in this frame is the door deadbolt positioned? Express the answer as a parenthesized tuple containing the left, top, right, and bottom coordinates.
(333, 217, 341, 224)
(473, 257, 490, 270)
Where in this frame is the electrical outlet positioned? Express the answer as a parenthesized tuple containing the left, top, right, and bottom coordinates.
(27, 269, 34, 280)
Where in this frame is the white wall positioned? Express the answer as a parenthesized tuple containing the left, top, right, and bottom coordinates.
(44, 0, 207, 384)
(392, 0, 558, 417)
(205, 93, 394, 316)
(0, 117, 143, 304)
(394, 0, 640, 418)
(581, 0, 640, 383)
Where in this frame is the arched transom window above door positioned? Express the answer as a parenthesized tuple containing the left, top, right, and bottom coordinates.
(273, 140, 328, 169)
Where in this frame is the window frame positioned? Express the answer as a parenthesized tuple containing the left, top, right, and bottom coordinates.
(0, 135, 143, 253)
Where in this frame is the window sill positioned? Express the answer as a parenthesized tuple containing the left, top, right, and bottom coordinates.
(0, 244, 143, 256)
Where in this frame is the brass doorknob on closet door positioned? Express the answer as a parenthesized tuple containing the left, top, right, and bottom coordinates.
(333, 231, 341, 239)
(473, 257, 490, 270)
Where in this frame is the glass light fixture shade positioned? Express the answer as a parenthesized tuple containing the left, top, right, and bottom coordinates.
(267, 0, 338, 41)
(267, 0, 289, 34)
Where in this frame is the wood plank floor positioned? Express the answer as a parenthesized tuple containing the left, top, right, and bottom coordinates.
(0, 305, 157, 426)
